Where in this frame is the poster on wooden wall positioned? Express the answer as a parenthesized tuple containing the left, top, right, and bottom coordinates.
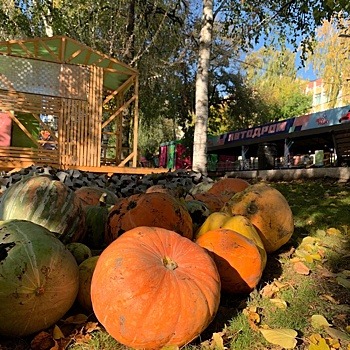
(0, 111, 12, 146)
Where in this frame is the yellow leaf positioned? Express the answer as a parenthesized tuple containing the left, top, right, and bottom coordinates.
(260, 328, 297, 349)
(212, 332, 226, 350)
(309, 333, 322, 344)
(270, 298, 288, 309)
(311, 315, 331, 329)
(326, 228, 342, 236)
(308, 337, 330, 350)
(316, 229, 326, 236)
(302, 236, 317, 245)
(161, 346, 179, 350)
(52, 325, 64, 340)
(304, 254, 315, 264)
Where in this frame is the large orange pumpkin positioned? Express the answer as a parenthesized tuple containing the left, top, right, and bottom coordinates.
(91, 227, 221, 349)
(105, 192, 193, 243)
(207, 177, 250, 199)
(222, 183, 294, 253)
(196, 228, 263, 294)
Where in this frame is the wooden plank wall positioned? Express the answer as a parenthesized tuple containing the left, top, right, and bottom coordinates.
(59, 65, 103, 168)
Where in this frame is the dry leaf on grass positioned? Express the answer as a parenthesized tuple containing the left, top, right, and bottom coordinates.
(259, 328, 298, 349)
(311, 314, 331, 329)
(293, 261, 310, 275)
(30, 331, 56, 350)
(326, 228, 342, 236)
(270, 298, 288, 309)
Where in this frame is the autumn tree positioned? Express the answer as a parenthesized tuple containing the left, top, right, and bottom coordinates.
(192, 0, 350, 173)
(306, 18, 350, 108)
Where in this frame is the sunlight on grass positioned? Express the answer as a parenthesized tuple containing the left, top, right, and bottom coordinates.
(21, 180, 350, 350)
(68, 330, 123, 350)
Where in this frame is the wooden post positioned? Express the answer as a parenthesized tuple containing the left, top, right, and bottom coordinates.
(132, 75, 139, 167)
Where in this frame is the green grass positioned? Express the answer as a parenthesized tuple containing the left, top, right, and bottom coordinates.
(1, 179, 350, 350)
(68, 179, 350, 350)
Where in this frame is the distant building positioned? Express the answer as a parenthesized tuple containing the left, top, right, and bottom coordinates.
(304, 78, 348, 113)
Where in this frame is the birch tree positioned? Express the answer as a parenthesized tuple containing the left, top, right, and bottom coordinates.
(192, 0, 213, 174)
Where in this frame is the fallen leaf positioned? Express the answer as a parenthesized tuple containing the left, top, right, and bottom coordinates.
(270, 298, 288, 309)
(63, 314, 88, 325)
(309, 337, 330, 350)
(326, 228, 342, 236)
(211, 332, 226, 350)
(30, 331, 55, 350)
(293, 261, 310, 275)
(259, 328, 297, 349)
(52, 325, 65, 340)
(84, 322, 100, 333)
(311, 315, 331, 329)
(317, 266, 336, 278)
(337, 270, 350, 278)
(320, 294, 339, 304)
(301, 236, 317, 245)
(316, 229, 326, 236)
(324, 326, 350, 341)
(309, 333, 322, 344)
(336, 277, 350, 289)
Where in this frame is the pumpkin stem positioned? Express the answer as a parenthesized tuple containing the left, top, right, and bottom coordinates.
(162, 256, 178, 270)
(35, 286, 45, 296)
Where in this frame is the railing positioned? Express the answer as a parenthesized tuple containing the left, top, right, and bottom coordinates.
(0, 146, 59, 169)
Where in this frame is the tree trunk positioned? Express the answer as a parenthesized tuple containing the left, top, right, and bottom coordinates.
(192, 0, 213, 175)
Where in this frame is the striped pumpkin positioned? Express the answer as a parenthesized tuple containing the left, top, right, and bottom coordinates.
(0, 219, 79, 337)
(0, 175, 86, 243)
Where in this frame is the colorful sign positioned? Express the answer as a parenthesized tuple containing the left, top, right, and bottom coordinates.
(208, 119, 295, 147)
(208, 104, 350, 148)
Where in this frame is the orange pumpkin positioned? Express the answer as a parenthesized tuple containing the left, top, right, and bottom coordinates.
(91, 227, 221, 349)
(195, 212, 267, 269)
(196, 228, 263, 294)
(207, 177, 250, 199)
(189, 192, 226, 213)
(105, 192, 193, 244)
(222, 183, 294, 253)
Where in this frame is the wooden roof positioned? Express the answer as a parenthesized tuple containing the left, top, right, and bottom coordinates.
(0, 36, 138, 91)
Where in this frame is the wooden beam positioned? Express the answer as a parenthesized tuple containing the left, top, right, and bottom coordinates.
(8, 112, 41, 147)
(103, 76, 135, 105)
(132, 75, 139, 167)
(102, 95, 136, 129)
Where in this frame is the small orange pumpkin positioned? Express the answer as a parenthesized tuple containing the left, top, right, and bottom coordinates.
(189, 192, 226, 213)
(222, 183, 294, 253)
(105, 192, 193, 243)
(91, 227, 221, 349)
(196, 228, 263, 294)
(207, 177, 250, 199)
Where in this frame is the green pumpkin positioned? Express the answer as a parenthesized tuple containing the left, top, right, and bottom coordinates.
(82, 204, 109, 250)
(77, 256, 99, 312)
(66, 242, 92, 265)
(0, 175, 86, 243)
(0, 219, 79, 337)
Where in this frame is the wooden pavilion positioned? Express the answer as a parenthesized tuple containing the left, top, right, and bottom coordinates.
(0, 36, 164, 174)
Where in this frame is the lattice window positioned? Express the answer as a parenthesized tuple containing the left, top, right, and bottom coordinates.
(0, 55, 89, 100)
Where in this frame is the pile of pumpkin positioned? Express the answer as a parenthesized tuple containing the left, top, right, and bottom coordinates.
(0, 174, 294, 349)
